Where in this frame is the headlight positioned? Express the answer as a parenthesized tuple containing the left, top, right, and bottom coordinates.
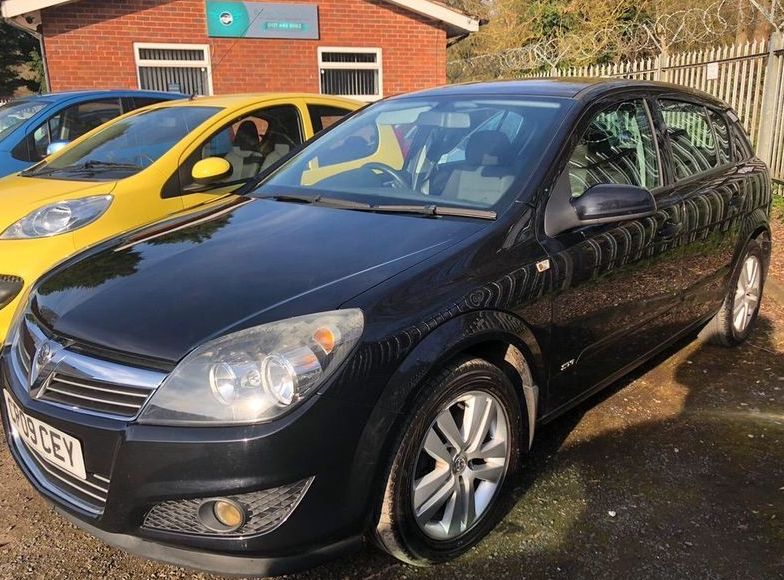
(0, 195, 113, 239)
(138, 309, 364, 425)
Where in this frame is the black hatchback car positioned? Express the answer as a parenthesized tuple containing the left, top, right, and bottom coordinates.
(1, 80, 773, 575)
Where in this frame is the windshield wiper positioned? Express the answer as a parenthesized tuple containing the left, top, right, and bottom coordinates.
(81, 160, 143, 170)
(370, 204, 497, 220)
(25, 160, 142, 177)
(258, 194, 497, 220)
(258, 194, 377, 210)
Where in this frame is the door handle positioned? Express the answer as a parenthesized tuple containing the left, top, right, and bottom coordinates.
(657, 220, 683, 240)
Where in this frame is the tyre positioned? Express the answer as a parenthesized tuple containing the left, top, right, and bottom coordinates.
(701, 236, 767, 346)
(374, 356, 525, 566)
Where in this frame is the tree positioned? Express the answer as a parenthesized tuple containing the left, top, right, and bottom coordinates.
(448, 0, 783, 82)
(0, 22, 43, 96)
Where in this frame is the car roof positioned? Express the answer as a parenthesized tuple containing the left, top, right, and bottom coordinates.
(139, 93, 362, 110)
(15, 89, 183, 104)
(393, 78, 728, 108)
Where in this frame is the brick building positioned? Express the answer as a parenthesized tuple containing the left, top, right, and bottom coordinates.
(1, 0, 479, 100)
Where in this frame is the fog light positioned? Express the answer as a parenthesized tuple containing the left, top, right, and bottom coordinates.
(197, 498, 246, 533)
(214, 500, 244, 528)
(144, 478, 314, 537)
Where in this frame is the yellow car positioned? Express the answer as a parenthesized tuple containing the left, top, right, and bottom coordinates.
(0, 94, 360, 341)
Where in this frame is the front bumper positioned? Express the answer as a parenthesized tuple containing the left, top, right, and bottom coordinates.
(58, 509, 362, 577)
(0, 347, 386, 574)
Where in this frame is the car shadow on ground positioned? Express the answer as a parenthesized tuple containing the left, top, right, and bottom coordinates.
(289, 309, 784, 580)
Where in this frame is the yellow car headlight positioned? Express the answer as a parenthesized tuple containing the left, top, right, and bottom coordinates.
(1, 195, 113, 239)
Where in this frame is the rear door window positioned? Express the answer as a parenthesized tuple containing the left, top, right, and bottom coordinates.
(307, 104, 353, 133)
(729, 115, 754, 161)
(706, 108, 731, 165)
(660, 100, 718, 179)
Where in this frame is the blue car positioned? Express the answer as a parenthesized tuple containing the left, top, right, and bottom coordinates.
(0, 89, 184, 177)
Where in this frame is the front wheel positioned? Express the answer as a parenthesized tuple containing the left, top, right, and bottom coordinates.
(701, 236, 767, 346)
(374, 357, 525, 566)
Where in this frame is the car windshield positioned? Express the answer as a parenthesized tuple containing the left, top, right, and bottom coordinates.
(0, 99, 48, 141)
(25, 105, 221, 180)
(254, 96, 571, 212)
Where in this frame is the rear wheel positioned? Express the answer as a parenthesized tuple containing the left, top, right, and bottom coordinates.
(374, 357, 525, 566)
(701, 237, 767, 346)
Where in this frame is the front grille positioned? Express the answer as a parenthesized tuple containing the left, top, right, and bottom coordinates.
(5, 315, 170, 515)
(12, 315, 166, 420)
(11, 431, 110, 515)
(143, 478, 314, 537)
(42, 373, 157, 418)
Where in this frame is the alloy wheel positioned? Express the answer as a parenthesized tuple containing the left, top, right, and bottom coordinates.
(732, 254, 761, 334)
(411, 390, 510, 541)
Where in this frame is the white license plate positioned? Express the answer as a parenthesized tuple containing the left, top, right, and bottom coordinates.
(4, 390, 86, 480)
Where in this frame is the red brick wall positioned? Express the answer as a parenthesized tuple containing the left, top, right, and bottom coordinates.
(41, 0, 448, 97)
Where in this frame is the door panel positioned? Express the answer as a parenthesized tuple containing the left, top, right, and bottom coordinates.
(545, 193, 687, 411)
(675, 171, 744, 324)
(541, 97, 688, 413)
(659, 102, 745, 326)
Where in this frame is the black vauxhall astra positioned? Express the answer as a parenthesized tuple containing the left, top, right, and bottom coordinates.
(0, 80, 773, 575)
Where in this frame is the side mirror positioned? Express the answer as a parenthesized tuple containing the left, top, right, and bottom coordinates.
(191, 157, 232, 185)
(46, 141, 70, 156)
(571, 184, 657, 226)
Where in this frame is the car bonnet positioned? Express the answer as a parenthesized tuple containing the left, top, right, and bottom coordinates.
(31, 197, 488, 364)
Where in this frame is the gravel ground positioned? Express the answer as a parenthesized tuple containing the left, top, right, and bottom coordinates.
(1, 212, 783, 579)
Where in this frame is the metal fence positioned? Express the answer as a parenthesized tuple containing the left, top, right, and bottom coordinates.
(524, 31, 784, 184)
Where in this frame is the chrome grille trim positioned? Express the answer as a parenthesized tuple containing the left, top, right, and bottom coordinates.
(10, 434, 109, 516)
(44, 385, 144, 409)
(17, 314, 43, 374)
(11, 316, 167, 420)
(51, 376, 152, 398)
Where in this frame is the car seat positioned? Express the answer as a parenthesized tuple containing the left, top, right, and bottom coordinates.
(225, 121, 264, 180)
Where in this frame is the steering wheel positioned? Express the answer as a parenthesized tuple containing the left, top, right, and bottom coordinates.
(363, 162, 410, 189)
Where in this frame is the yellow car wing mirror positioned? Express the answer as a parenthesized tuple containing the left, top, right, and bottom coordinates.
(192, 157, 232, 184)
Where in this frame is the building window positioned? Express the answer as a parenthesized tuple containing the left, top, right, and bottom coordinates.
(134, 43, 213, 96)
(318, 48, 382, 102)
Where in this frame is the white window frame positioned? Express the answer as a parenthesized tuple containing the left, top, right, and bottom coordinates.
(318, 47, 383, 102)
(133, 42, 214, 96)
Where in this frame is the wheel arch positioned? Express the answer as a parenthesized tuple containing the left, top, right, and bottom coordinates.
(350, 309, 547, 527)
(376, 309, 544, 433)
(739, 207, 772, 264)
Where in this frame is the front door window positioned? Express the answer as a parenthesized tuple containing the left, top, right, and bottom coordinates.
(178, 104, 304, 192)
(568, 99, 661, 197)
